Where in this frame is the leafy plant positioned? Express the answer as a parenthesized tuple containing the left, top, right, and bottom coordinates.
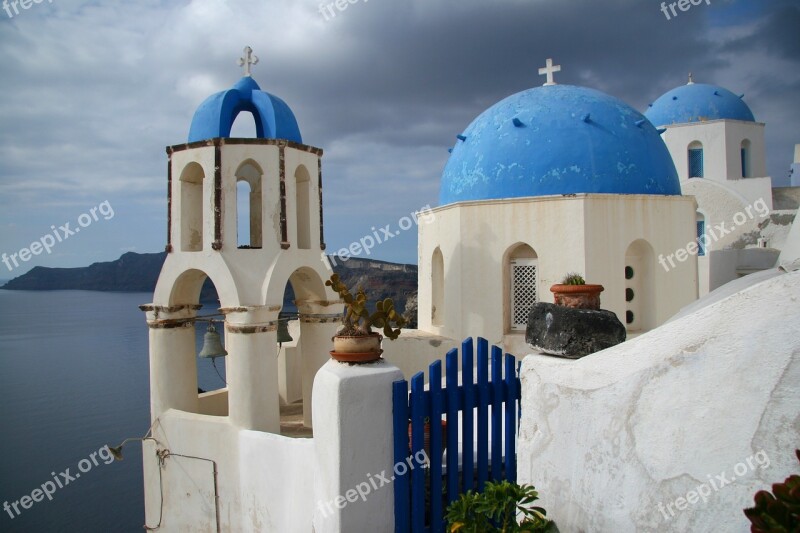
(326, 273, 407, 340)
(744, 450, 800, 533)
(445, 480, 557, 533)
(560, 273, 586, 285)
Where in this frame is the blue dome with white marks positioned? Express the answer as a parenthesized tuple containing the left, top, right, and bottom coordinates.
(188, 76, 302, 143)
(645, 82, 755, 127)
(440, 85, 680, 206)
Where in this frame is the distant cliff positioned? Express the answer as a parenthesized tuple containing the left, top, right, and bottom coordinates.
(1, 252, 418, 314)
(2, 252, 166, 292)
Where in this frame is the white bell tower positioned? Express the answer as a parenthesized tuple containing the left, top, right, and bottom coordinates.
(142, 48, 341, 435)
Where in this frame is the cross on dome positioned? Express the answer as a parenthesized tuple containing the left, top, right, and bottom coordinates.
(538, 58, 561, 86)
(238, 46, 259, 77)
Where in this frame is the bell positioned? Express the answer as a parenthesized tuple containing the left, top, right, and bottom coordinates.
(277, 317, 293, 346)
(198, 323, 228, 359)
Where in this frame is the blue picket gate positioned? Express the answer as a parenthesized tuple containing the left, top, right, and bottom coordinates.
(392, 337, 522, 533)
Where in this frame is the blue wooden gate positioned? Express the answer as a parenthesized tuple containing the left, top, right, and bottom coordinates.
(392, 337, 521, 533)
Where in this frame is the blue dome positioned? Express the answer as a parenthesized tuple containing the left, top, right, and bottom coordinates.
(645, 83, 755, 127)
(440, 85, 680, 205)
(188, 76, 302, 143)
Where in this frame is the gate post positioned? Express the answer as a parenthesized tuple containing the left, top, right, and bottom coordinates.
(312, 359, 403, 533)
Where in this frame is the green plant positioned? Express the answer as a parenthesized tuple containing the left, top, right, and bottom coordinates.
(744, 450, 800, 533)
(445, 480, 556, 533)
(560, 273, 586, 285)
(326, 273, 407, 340)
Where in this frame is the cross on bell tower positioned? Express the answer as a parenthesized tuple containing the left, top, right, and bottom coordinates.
(238, 46, 259, 77)
(538, 58, 561, 86)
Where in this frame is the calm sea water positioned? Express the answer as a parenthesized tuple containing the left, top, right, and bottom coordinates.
(0, 290, 228, 532)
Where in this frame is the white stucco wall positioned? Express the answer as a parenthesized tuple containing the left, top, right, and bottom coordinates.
(381, 329, 460, 380)
(312, 360, 403, 533)
(779, 211, 800, 268)
(517, 269, 800, 532)
(418, 194, 697, 342)
(661, 120, 767, 183)
(143, 410, 316, 532)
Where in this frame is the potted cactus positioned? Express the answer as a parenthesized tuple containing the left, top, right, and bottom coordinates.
(550, 272, 604, 310)
(326, 273, 407, 363)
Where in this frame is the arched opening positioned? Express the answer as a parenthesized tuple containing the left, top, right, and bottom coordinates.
(230, 110, 258, 138)
(688, 141, 704, 178)
(741, 139, 751, 178)
(272, 266, 336, 431)
(180, 163, 205, 252)
(236, 160, 263, 249)
(276, 279, 305, 435)
(624, 240, 656, 333)
(431, 248, 445, 326)
(505, 243, 539, 332)
(167, 269, 229, 417)
(295, 166, 312, 250)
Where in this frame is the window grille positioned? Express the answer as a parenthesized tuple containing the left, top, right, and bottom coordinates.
(689, 148, 704, 178)
(510, 259, 538, 331)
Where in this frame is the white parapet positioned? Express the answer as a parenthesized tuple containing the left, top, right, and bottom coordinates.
(312, 359, 403, 533)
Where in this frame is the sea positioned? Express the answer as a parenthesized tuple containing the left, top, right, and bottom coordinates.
(0, 289, 229, 532)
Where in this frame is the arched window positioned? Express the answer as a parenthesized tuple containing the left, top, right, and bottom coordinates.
(688, 141, 704, 178)
(431, 248, 444, 326)
(741, 139, 751, 178)
(180, 163, 205, 252)
(295, 166, 312, 250)
(235, 161, 263, 249)
(505, 244, 538, 332)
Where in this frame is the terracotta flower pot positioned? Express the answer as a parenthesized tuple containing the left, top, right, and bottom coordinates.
(550, 284, 604, 310)
(330, 333, 383, 363)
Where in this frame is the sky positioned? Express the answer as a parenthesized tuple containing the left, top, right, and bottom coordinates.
(0, 0, 798, 277)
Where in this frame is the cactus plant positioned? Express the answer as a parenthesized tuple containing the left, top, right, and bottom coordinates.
(326, 273, 407, 340)
(560, 272, 586, 286)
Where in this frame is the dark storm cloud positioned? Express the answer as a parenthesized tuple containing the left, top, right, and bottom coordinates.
(0, 0, 797, 268)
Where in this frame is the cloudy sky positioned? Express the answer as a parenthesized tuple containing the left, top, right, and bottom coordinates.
(0, 0, 797, 276)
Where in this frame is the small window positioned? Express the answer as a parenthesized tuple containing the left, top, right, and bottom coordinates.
(510, 259, 538, 331)
(625, 266, 635, 280)
(625, 288, 635, 302)
(626, 311, 635, 325)
(741, 140, 751, 178)
(688, 148, 704, 178)
(697, 220, 706, 256)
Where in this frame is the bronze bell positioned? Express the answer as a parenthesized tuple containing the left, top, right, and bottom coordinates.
(198, 323, 228, 359)
(277, 317, 293, 346)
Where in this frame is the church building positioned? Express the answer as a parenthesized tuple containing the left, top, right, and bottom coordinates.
(645, 77, 780, 295)
(416, 61, 698, 355)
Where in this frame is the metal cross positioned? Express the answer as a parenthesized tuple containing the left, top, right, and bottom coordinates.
(238, 46, 259, 77)
(538, 58, 561, 86)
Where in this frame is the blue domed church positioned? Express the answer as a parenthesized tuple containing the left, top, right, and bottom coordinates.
(418, 61, 699, 353)
(645, 76, 776, 297)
